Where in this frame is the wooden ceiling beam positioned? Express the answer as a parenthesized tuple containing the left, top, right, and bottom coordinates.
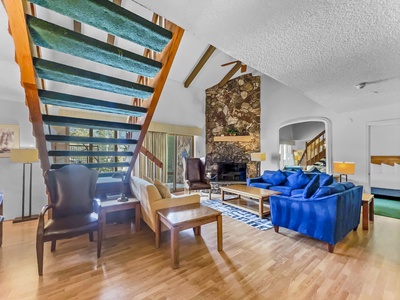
(218, 61, 242, 87)
(184, 45, 216, 88)
(107, 0, 122, 45)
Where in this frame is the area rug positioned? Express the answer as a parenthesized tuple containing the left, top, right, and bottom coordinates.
(374, 197, 400, 220)
(201, 199, 273, 231)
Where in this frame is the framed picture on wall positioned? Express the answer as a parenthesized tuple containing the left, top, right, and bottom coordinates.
(0, 124, 20, 158)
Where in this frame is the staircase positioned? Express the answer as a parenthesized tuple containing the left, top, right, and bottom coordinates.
(4, 0, 183, 182)
(299, 130, 326, 166)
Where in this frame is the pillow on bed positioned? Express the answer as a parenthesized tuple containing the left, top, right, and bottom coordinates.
(370, 163, 381, 174)
(381, 163, 395, 175)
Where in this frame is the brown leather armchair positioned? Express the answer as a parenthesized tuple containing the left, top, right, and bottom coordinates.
(36, 165, 102, 275)
(183, 157, 212, 199)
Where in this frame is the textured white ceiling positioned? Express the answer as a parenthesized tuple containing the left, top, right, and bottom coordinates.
(133, 0, 400, 112)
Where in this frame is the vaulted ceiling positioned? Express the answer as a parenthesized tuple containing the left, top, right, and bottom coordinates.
(134, 0, 400, 113)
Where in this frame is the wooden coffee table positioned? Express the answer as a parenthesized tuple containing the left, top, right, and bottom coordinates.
(220, 185, 281, 218)
(155, 203, 222, 269)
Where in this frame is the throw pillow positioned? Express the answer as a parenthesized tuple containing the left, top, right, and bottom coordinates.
(287, 170, 311, 189)
(330, 182, 346, 193)
(302, 174, 320, 198)
(311, 186, 333, 198)
(270, 170, 287, 185)
(143, 175, 154, 184)
(154, 179, 172, 198)
(341, 182, 355, 190)
(261, 172, 273, 184)
(321, 175, 334, 186)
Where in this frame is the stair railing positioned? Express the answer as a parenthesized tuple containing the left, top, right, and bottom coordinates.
(299, 130, 326, 166)
(132, 146, 164, 181)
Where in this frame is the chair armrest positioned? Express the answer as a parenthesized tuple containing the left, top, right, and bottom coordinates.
(246, 176, 264, 185)
(93, 198, 101, 214)
(37, 203, 55, 236)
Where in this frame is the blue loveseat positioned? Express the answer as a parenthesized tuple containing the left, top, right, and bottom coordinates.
(269, 182, 363, 252)
(247, 169, 334, 197)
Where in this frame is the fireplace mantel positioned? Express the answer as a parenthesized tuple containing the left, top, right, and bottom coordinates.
(213, 136, 252, 142)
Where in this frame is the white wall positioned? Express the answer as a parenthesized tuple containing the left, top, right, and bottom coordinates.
(153, 78, 207, 157)
(260, 75, 400, 192)
(0, 99, 47, 220)
(370, 123, 400, 155)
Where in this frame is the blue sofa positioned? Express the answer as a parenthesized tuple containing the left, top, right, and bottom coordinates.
(269, 182, 363, 252)
(247, 169, 334, 197)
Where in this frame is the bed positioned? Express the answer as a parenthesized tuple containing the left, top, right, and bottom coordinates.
(370, 156, 400, 197)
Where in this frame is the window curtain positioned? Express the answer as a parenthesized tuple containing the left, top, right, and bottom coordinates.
(139, 132, 167, 181)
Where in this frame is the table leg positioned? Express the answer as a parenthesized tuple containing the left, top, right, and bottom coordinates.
(370, 196, 374, 221)
(193, 226, 201, 236)
(362, 201, 369, 230)
(171, 227, 179, 269)
(155, 213, 161, 248)
(258, 197, 263, 219)
(221, 190, 225, 202)
(101, 211, 106, 239)
(217, 215, 223, 251)
(135, 203, 141, 232)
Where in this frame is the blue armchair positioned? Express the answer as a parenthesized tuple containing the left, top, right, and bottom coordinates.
(270, 184, 363, 252)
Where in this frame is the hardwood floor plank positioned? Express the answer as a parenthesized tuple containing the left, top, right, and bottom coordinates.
(0, 213, 399, 299)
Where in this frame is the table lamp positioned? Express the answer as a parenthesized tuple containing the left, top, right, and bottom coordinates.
(333, 161, 355, 182)
(251, 152, 266, 176)
(10, 148, 39, 223)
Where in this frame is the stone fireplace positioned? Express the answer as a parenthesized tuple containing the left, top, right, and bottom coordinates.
(205, 74, 261, 179)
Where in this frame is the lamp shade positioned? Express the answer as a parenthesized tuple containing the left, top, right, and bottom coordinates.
(333, 161, 355, 175)
(251, 152, 266, 162)
(10, 148, 39, 163)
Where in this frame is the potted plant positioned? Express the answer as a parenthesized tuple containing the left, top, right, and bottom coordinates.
(226, 127, 239, 136)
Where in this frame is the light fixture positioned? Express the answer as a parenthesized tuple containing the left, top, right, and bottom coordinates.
(251, 152, 266, 176)
(333, 161, 355, 182)
(10, 148, 39, 223)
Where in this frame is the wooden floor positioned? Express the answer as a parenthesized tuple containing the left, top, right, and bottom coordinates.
(1, 211, 400, 300)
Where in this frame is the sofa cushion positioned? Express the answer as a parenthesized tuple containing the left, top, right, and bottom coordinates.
(311, 186, 334, 198)
(321, 175, 334, 186)
(143, 175, 154, 184)
(249, 182, 272, 189)
(269, 185, 293, 196)
(341, 182, 355, 190)
(270, 170, 287, 185)
(154, 179, 172, 198)
(291, 189, 304, 196)
(330, 182, 346, 193)
(261, 172, 273, 184)
(287, 170, 311, 189)
(302, 175, 320, 198)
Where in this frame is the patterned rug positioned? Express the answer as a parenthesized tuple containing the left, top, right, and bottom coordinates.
(201, 199, 273, 231)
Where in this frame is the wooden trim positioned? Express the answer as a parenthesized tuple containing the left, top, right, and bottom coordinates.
(371, 156, 400, 166)
(127, 21, 184, 183)
(214, 136, 252, 142)
(3, 0, 50, 172)
(218, 61, 242, 87)
(148, 122, 202, 136)
(184, 45, 216, 88)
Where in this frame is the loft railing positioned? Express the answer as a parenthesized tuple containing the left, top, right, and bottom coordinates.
(299, 130, 326, 166)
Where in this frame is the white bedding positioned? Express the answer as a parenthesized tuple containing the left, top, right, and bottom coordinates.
(370, 163, 400, 190)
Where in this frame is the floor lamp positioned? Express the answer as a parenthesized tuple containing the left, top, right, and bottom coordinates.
(333, 161, 355, 182)
(251, 152, 266, 176)
(10, 148, 39, 223)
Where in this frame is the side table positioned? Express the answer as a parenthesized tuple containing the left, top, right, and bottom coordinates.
(361, 193, 374, 230)
(100, 197, 141, 239)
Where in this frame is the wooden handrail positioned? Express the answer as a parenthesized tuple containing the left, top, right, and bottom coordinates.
(126, 16, 184, 182)
(140, 146, 163, 168)
(299, 130, 326, 166)
(4, 0, 50, 173)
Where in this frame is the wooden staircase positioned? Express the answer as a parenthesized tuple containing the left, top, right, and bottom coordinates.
(299, 130, 326, 166)
(3, 0, 183, 182)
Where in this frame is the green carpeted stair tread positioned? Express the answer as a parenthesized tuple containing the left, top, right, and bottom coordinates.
(45, 135, 138, 145)
(39, 90, 147, 117)
(27, 16, 162, 77)
(42, 115, 141, 132)
(34, 58, 154, 99)
(51, 162, 130, 170)
(48, 150, 133, 157)
(30, 0, 172, 52)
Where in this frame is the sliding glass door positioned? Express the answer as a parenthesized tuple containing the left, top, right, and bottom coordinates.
(166, 134, 193, 191)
